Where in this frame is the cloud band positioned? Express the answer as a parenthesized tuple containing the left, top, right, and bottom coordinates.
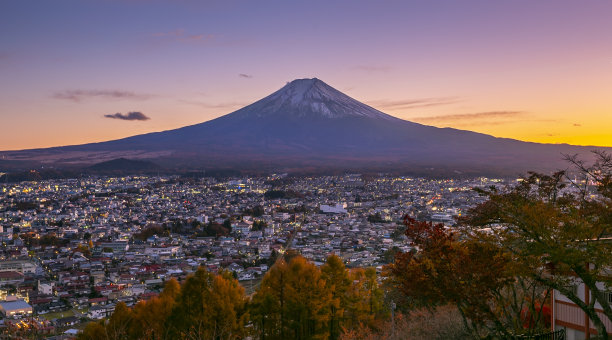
(104, 112, 150, 121)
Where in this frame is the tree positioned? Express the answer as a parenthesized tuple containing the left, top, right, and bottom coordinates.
(253, 220, 268, 231)
(78, 321, 106, 340)
(203, 221, 230, 237)
(460, 153, 612, 338)
(133, 225, 164, 241)
(223, 219, 233, 233)
(81, 272, 245, 340)
(105, 302, 132, 340)
(321, 254, 351, 340)
(386, 217, 549, 338)
(251, 263, 285, 340)
(166, 268, 247, 339)
(345, 267, 386, 330)
(381, 246, 400, 264)
(340, 305, 470, 340)
(76, 244, 92, 257)
(251, 256, 331, 340)
(367, 213, 385, 223)
(129, 278, 180, 339)
(160, 277, 181, 300)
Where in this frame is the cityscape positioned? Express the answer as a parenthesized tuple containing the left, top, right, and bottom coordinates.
(0, 174, 503, 336)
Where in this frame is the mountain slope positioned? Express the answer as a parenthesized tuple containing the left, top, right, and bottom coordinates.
(1, 78, 607, 175)
(87, 158, 162, 172)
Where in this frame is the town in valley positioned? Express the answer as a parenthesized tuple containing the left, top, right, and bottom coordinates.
(0, 173, 504, 334)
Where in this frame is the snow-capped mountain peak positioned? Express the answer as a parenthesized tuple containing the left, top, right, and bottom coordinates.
(229, 78, 398, 120)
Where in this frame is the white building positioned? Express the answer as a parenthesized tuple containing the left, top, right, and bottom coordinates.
(88, 305, 107, 320)
(320, 203, 347, 214)
(0, 300, 33, 318)
(0, 260, 37, 274)
(552, 278, 612, 339)
(38, 281, 54, 295)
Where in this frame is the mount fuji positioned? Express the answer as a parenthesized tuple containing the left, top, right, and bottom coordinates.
(1, 78, 607, 175)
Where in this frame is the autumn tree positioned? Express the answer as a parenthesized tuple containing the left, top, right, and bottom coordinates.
(105, 302, 132, 340)
(252, 254, 387, 340)
(166, 268, 248, 340)
(340, 305, 470, 340)
(251, 255, 331, 340)
(285, 256, 332, 339)
(460, 152, 612, 338)
(79, 271, 245, 340)
(129, 278, 180, 339)
(251, 263, 285, 340)
(76, 243, 92, 257)
(78, 321, 107, 340)
(321, 254, 351, 340)
(344, 267, 386, 330)
(78, 303, 133, 340)
(386, 217, 551, 338)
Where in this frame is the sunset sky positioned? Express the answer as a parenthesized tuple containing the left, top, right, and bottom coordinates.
(2, 0, 611, 150)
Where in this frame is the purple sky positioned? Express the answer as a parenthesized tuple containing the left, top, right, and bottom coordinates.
(1, 0, 612, 150)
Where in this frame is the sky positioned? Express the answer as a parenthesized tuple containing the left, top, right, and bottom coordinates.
(1, 0, 612, 150)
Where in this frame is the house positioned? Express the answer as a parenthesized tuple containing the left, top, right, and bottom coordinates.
(0, 260, 37, 274)
(38, 281, 54, 295)
(0, 271, 25, 286)
(55, 316, 79, 328)
(88, 305, 107, 320)
(99, 241, 129, 253)
(88, 297, 108, 306)
(0, 299, 33, 318)
(234, 221, 252, 234)
(552, 279, 612, 339)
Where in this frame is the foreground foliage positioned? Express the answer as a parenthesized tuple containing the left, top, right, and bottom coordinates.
(459, 152, 612, 338)
(79, 269, 247, 340)
(250, 255, 386, 340)
(79, 254, 386, 340)
(387, 217, 551, 338)
(340, 305, 470, 340)
(79, 153, 612, 339)
(387, 151, 612, 338)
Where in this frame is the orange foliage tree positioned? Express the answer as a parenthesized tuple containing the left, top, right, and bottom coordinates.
(460, 157, 612, 338)
(386, 217, 550, 338)
(251, 254, 387, 340)
(78, 269, 247, 340)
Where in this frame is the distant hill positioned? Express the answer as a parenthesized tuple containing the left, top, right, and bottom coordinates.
(0, 169, 82, 183)
(0, 158, 163, 182)
(87, 158, 162, 173)
(1, 78, 608, 176)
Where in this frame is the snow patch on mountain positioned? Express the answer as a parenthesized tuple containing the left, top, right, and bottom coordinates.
(229, 78, 400, 121)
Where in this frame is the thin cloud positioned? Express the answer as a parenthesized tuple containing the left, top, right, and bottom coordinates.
(239, 73, 253, 79)
(104, 112, 150, 121)
(152, 29, 214, 44)
(54, 90, 154, 102)
(410, 111, 528, 126)
(413, 111, 525, 123)
(368, 97, 460, 110)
